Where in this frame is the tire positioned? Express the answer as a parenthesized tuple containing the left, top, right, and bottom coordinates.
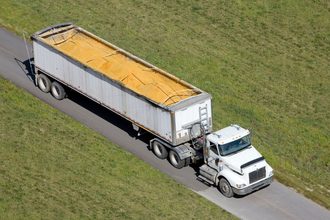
(218, 178, 234, 198)
(51, 81, 66, 100)
(37, 74, 51, 93)
(169, 150, 185, 169)
(152, 141, 168, 159)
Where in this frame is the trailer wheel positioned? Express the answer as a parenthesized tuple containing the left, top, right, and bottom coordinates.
(152, 141, 168, 159)
(169, 150, 185, 169)
(51, 81, 66, 100)
(37, 74, 51, 93)
(218, 178, 233, 198)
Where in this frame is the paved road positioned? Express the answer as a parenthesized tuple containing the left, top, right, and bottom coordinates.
(0, 28, 329, 220)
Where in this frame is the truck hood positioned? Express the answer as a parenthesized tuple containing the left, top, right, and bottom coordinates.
(222, 146, 263, 173)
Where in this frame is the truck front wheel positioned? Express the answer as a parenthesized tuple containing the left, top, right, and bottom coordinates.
(169, 150, 185, 169)
(152, 141, 168, 159)
(218, 178, 234, 198)
(51, 81, 66, 100)
(37, 74, 51, 93)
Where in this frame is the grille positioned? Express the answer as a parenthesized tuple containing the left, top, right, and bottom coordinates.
(249, 167, 266, 184)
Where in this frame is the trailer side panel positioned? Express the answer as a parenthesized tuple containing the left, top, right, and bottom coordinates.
(34, 41, 172, 142)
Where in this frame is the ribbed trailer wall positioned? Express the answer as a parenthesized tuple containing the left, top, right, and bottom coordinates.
(32, 23, 212, 146)
(33, 41, 173, 142)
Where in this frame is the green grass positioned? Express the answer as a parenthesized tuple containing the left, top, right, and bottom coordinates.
(0, 77, 235, 219)
(0, 0, 329, 208)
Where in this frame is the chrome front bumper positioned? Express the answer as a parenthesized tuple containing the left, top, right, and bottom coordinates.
(232, 176, 273, 196)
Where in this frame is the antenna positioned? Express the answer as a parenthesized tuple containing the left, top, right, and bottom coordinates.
(22, 31, 34, 78)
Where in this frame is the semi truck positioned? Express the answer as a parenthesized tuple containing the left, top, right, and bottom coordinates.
(31, 23, 273, 197)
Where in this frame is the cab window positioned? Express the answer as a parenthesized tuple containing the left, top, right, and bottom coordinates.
(210, 142, 219, 155)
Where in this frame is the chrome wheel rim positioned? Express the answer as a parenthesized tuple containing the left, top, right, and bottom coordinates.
(52, 85, 59, 97)
(154, 143, 162, 157)
(170, 152, 179, 166)
(220, 180, 230, 195)
(39, 78, 46, 90)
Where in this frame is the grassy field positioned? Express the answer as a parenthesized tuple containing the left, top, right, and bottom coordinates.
(0, 77, 235, 219)
(0, 0, 329, 208)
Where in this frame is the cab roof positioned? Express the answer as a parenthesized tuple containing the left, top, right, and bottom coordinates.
(207, 124, 250, 145)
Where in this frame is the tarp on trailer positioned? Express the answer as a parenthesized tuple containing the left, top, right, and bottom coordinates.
(38, 25, 199, 106)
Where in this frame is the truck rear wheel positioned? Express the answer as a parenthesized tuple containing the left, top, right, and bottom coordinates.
(37, 74, 51, 93)
(169, 150, 185, 169)
(152, 141, 168, 159)
(218, 178, 233, 198)
(51, 81, 66, 100)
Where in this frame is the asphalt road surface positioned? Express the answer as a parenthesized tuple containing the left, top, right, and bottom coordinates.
(0, 28, 329, 220)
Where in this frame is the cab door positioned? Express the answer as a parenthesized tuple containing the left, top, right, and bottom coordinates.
(207, 141, 220, 171)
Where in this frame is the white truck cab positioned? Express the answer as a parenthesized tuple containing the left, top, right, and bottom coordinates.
(199, 124, 273, 197)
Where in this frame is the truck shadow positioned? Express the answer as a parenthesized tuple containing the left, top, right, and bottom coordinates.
(15, 57, 35, 82)
(67, 88, 150, 139)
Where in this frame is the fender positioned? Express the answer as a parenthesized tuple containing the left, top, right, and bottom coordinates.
(172, 144, 195, 160)
(216, 167, 245, 187)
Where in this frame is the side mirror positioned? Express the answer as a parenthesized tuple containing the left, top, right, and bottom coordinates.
(215, 158, 220, 165)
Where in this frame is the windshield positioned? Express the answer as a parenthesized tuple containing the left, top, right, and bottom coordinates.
(219, 134, 251, 156)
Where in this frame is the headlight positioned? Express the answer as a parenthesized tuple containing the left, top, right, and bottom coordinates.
(269, 170, 274, 177)
(236, 183, 246, 189)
